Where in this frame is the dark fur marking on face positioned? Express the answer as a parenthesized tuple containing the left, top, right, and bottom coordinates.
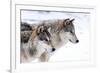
(36, 25, 51, 42)
(38, 32, 49, 42)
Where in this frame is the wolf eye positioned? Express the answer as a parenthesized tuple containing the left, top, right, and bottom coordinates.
(44, 38, 48, 41)
(40, 37, 48, 42)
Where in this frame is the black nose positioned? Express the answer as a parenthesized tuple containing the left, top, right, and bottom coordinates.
(76, 40, 79, 43)
(52, 48, 56, 52)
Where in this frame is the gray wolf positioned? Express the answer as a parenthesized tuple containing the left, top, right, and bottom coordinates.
(21, 24, 55, 63)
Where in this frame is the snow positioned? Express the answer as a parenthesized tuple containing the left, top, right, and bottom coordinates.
(21, 10, 90, 62)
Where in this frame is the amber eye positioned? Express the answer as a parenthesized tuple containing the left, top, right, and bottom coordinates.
(40, 37, 48, 42)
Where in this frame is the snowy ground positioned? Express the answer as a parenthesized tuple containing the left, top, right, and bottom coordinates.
(21, 10, 90, 63)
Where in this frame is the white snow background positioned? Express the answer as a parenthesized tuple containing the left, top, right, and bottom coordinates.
(21, 10, 90, 62)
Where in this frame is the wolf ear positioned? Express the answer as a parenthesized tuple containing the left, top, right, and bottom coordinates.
(36, 26, 44, 35)
(63, 18, 70, 26)
(70, 19, 75, 22)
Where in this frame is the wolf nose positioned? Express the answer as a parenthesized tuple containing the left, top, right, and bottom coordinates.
(52, 48, 56, 52)
(76, 40, 79, 43)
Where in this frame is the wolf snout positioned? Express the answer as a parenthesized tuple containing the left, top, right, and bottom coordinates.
(76, 40, 79, 43)
(52, 48, 56, 52)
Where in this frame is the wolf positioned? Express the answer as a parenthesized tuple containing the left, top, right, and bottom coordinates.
(40, 18, 79, 49)
(21, 24, 55, 63)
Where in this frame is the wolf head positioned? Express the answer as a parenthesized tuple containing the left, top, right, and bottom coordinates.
(60, 18, 79, 44)
(35, 24, 56, 52)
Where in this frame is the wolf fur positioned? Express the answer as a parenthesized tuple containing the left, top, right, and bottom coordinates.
(20, 18, 79, 62)
(21, 24, 55, 63)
